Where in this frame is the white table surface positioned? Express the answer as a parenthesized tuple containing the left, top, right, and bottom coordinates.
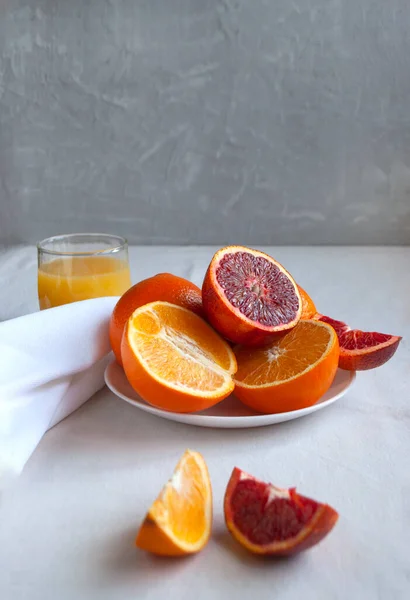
(0, 245, 409, 600)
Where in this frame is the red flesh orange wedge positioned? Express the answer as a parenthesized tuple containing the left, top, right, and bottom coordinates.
(202, 246, 302, 346)
(315, 314, 402, 371)
(224, 468, 338, 556)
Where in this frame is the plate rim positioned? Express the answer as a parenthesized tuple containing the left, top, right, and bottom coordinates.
(104, 359, 356, 428)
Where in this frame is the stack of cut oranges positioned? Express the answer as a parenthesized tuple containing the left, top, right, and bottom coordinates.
(109, 245, 401, 416)
(107, 248, 401, 560)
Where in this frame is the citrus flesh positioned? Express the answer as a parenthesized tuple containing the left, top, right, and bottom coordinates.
(121, 301, 237, 413)
(315, 314, 402, 371)
(110, 273, 204, 365)
(233, 319, 339, 414)
(136, 450, 212, 556)
(202, 246, 302, 346)
(224, 468, 338, 556)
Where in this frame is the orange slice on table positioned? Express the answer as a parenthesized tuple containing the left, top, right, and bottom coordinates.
(136, 449, 212, 556)
(224, 467, 338, 556)
(233, 320, 339, 414)
(121, 301, 237, 413)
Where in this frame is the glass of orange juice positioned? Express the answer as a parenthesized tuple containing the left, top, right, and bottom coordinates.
(37, 233, 132, 309)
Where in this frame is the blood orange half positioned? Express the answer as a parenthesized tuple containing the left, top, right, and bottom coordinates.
(202, 246, 302, 346)
(315, 314, 402, 371)
(224, 468, 338, 556)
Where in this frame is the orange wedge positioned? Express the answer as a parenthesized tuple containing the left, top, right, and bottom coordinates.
(121, 301, 237, 413)
(136, 449, 212, 556)
(233, 320, 339, 414)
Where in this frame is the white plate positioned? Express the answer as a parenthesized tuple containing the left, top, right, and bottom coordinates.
(104, 359, 356, 429)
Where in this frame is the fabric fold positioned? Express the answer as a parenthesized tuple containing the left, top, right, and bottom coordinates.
(0, 297, 119, 491)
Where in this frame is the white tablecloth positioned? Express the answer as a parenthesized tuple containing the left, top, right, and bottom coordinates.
(0, 245, 409, 600)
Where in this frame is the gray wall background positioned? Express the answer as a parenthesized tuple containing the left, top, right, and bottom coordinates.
(0, 0, 410, 245)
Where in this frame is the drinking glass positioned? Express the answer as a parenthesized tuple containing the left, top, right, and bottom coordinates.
(37, 233, 131, 310)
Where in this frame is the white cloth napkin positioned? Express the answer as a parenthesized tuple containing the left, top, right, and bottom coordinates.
(0, 297, 119, 492)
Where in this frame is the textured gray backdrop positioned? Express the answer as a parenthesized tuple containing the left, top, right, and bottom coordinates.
(0, 0, 410, 245)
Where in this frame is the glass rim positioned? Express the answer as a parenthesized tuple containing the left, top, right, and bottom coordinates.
(37, 233, 128, 257)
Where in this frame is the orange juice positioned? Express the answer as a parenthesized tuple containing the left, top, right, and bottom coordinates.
(38, 256, 131, 309)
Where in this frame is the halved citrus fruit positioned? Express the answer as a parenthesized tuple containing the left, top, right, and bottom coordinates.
(297, 285, 317, 319)
(224, 468, 338, 556)
(233, 319, 339, 414)
(202, 246, 302, 346)
(110, 273, 204, 365)
(136, 449, 212, 556)
(315, 314, 402, 371)
(121, 301, 237, 413)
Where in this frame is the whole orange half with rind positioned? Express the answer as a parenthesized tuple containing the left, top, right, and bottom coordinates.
(233, 319, 339, 414)
(202, 246, 302, 346)
(121, 301, 237, 413)
(136, 449, 212, 556)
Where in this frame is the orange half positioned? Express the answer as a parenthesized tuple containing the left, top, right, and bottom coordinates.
(136, 449, 212, 556)
(233, 320, 339, 414)
(202, 245, 302, 346)
(121, 301, 237, 413)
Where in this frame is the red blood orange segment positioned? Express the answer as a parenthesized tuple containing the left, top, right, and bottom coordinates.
(224, 468, 338, 556)
(315, 315, 350, 337)
(202, 246, 302, 346)
(339, 330, 394, 350)
(315, 314, 402, 371)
